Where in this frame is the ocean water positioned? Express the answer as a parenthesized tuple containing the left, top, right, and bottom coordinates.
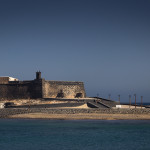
(0, 119, 150, 150)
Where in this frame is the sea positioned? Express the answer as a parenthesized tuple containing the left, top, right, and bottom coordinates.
(0, 119, 150, 150)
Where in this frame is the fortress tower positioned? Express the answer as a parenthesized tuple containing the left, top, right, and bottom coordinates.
(36, 71, 41, 80)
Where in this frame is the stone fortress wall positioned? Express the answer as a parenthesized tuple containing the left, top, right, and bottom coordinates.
(0, 72, 86, 100)
(0, 80, 42, 100)
(43, 80, 86, 99)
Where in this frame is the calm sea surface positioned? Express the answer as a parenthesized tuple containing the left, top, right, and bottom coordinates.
(0, 119, 150, 150)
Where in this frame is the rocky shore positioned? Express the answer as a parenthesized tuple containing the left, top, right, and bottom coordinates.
(0, 108, 150, 120)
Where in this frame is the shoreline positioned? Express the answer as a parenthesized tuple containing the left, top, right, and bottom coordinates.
(8, 113, 150, 120)
(0, 107, 150, 120)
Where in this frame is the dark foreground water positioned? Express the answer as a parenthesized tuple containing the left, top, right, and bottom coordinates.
(0, 119, 150, 150)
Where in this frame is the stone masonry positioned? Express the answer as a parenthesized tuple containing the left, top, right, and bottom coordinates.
(0, 72, 86, 100)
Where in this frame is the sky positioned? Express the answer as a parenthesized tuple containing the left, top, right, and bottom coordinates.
(0, 0, 150, 102)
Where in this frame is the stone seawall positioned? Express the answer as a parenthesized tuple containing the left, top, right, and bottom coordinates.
(0, 108, 150, 118)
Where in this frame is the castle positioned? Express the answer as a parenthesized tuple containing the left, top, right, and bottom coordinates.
(0, 72, 86, 100)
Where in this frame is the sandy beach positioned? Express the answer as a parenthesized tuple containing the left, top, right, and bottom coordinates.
(9, 113, 150, 120)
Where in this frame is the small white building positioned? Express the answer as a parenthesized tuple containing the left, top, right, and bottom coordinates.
(0, 76, 18, 84)
(8, 77, 19, 81)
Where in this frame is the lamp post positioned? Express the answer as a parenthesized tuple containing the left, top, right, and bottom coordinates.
(134, 94, 136, 108)
(118, 95, 120, 103)
(108, 94, 111, 100)
(141, 96, 143, 109)
(129, 95, 131, 108)
(97, 93, 99, 98)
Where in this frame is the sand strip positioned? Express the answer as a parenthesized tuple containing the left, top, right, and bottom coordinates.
(9, 113, 150, 120)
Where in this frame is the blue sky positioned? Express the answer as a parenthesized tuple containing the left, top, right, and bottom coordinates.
(0, 0, 150, 102)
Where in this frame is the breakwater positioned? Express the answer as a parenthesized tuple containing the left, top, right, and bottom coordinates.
(0, 108, 150, 118)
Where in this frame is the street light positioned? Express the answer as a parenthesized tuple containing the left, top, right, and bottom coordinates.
(134, 94, 136, 108)
(118, 95, 120, 103)
(97, 93, 99, 98)
(141, 96, 143, 109)
(129, 95, 131, 108)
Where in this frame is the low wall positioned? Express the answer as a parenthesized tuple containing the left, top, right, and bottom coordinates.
(0, 108, 150, 118)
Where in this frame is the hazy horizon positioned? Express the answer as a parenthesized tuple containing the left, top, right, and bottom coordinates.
(0, 0, 150, 102)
